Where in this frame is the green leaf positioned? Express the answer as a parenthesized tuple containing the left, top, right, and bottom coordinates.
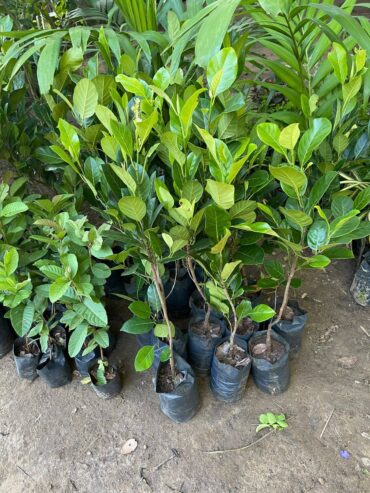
(257, 123, 284, 155)
(37, 34, 63, 94)
(354, 187, 370, 211)
(331, 196, 354, 218)
(221, 261, 241, 281)
(330, 213, 360, 239)
(298, 118, 332, 165)
(153, 67, 171, 90)
(154, 179, 174, 209)
(128, 301, 151, 319)
(278, 123, 300, 150)
(250, 304, 275, 323)
(235, 245, 264, 265)
(306, 171, 337, 213)
(206, 47, 238, 98)
(22, 302, 35, 336)
(49, 279, 71, 303)
(195, 0, 240, 67)
(205, 180, 234, 209)
(328, 42, 348, 84)
(236, 299, 252, 320)
(61, 253, 78, 278)
(94, 329, 109, 348)
(269, 166, 307, 198)
(3, 248, 19, 276)
(121, 317, 153, 334)
(95, 105, 118, 133)
(205, 205, 231, 241)
(264, 260, 284, 280)
(280, 208, 313, 229)
(116, 74, 150, 98)
(307, 220, 329, 250)
(304, 255, 331, 269)
(73, 78, 99, 121)
(323, 246, 354, 259)
(134, 345, 155, 372)
(58, 119, 80, 162)
(75, 299, 108, 327)
(0, 202, 28, 218)
(159, 346, 171, 363)
(154, 322, 175, 339)
(68, 324, 88, 358)
(118, 196, 146, 222)
(182, 181, 203, 204)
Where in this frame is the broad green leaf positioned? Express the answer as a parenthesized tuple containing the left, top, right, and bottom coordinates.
(182, 181, 203, 204)
(154, 322, 175, 339)
(195, 0, 240, 67)
(278, 123, 300, 150)
(221, 261, 241, 281)
(306, 171, 337, 213)
(354, 187, 370, 211)
(250, 304, 275, 323)
(235, 245, 264, 265)
(298, 118, 332, 165)
(58, 119, 80, 162)
(110, 164, 136, 193)
(75, 299, 108, 327)
(307, 220, 329, 250)
(121, 317, 153, 334)
(269, 166, 307, 198)
(257, 123, 284, 155)
(331, 196, 354, 218)
(94, 329, 109, 348)
(153, 67, 171, 90)
(3, 248, 19, 275)
(118, 196, 146, 222)
(116, 74, 150, 98)
(330, 213, 360, 239)
(205, 180, 234, 209)
(49, 279, 71, 303)
(22, 302, 35, 336)
(323, 246, 354, 259)
(68, 324, 88, 358)
(236, 299, 252, 320)
(95, 105, 117, 133)
(73, 78, 98, 121)
(134, 345, 154, 372)
(211, 229, 231, 254)
(280, 208, 313, 229)
(206, 47, 238, 98)
(180, 88, 206, 138)
(154, 180, 174, 209)
(264, 259, 284, 280)
(304, 255, 331, 269)
(128, 301, 151, 319)
(0, 202, 28, 218)
(205, 205, 231, 241)
(328, 42, 348, 84)
(61, 253, 78, 278)
(37, 34, 63, 94)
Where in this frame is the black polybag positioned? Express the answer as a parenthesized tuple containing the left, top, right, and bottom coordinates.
(37, 344, 72, 388)
(164, 267, 194, 318)
(210, 338, 251, 403)
(225, 319, 259, 343)
(0, 306, 15, 358)
(89, 363, 122, 399)
(13, 337, 41, 381)
(189, 291, 223, 320)
(272, 300, 307, 358)
(249, 330, 290, 395)
(188, 314, 226, 376)
(154, 353, 200, 423)
(75, 348, 99, 377)
(351, 253, 370, 306)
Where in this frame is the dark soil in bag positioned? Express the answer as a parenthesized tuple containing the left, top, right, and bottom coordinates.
(0, 306, 15, 358)
(164, 267, 194, 318)
(37, 344, 72, 388)
(154, 353, 200, 423)
(188, 315, 226, 376)
(225, 317, 259, 343)
(249, 330, 290, 395)
(351, 253, 370, 306)
(13, 337, 41, 381)
(89, 362, 122, 399)
(210, 338, 251, 403)
(75, 332, 116, 376)
(272, 300, 307, 358)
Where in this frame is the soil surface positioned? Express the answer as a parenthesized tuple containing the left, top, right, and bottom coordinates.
(190, 320, 222, 338)
(1, 260, 370, 492)
(251, 337, 286, 363)
(215, 341, 250, 368)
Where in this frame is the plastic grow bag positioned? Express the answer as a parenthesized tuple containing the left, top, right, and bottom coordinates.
(89, 363, 122, 399)
(210, 338, 251, 403)
(37, 344, 72, 388)
(164, 267, 194, 318)
(137, 326, 188, 368)
(0, 306, 14, 358)
(225, 319, 259, 343)
(189, 291, 223, 320)
(272, 300, 307, 358)
(249, 330, 290, 395)
(188, 315, 226, 376)
(13, 337, 41, 381)
(351, 253, 370, 306)
(154, 353, 200, 423)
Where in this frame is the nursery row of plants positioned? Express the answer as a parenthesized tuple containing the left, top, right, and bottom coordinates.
(0, 0, 369, 422)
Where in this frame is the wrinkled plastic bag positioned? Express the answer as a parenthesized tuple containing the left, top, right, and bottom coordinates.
(273, 300, 307, 358)
(37, 344, 71, 388)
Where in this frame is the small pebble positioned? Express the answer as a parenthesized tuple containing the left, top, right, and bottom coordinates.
(361, 457, 370, 467)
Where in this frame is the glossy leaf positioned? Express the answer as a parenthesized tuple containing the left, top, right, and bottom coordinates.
(206, 48, 238, 98)
(134, 345, 154, 372)
(73, 78, 99, 121)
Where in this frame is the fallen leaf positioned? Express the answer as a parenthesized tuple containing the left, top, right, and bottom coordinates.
(122, 438, 138, 455)
(338, 356, 358, 369)
(253, 343, 267, 355)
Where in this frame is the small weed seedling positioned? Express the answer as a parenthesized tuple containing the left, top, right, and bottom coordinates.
(256, 412, 288, 433)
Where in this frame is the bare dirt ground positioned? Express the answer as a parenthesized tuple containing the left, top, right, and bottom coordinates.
(0, 260, 369, 493)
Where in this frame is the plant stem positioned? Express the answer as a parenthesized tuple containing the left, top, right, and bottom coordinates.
(223, 286, 238, 350)
(100, 346, 104, 361)
(151, 261, 176, 379)
(186, 253, 211, 328)
(266, 255, 298, 358)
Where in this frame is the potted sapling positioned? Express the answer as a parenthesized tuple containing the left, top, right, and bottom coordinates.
(250, 120, 370, 393)
(207, 256, 274, 403)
